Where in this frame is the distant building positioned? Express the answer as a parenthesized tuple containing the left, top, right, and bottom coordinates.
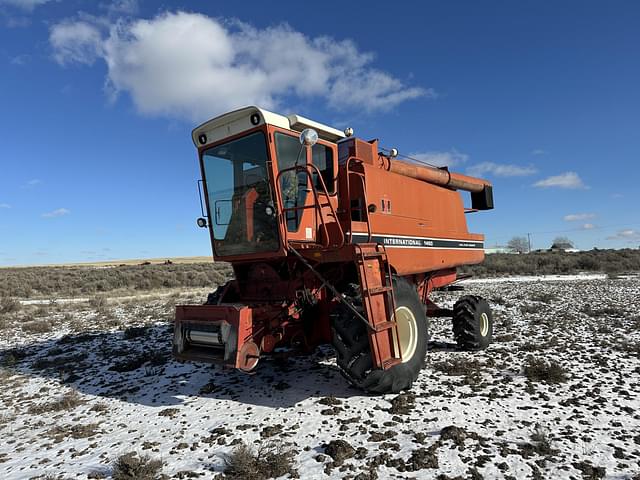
(549, 241, 580, 253)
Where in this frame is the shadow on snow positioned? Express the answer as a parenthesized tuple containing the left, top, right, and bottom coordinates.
(1, 324, 461, 409)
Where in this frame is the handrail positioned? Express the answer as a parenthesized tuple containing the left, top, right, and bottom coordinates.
(345, 156, 373, 243)
(274, 163, 345, 249)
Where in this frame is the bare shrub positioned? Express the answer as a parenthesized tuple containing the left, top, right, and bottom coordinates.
(34, 304, 50, 317)
(432, 358, 483, 376)
(581, 304, 626, 317)
(46, 423, 100, 441)
(2, 348, 29, 367)
(0, 263, 233, 299)
(461, 248, 640, 277)
(89, 295, 108, 312)
(524, 356, 568, 383)
(529, 292, 558, 303)
(28, 390, 83, 414)
(573, 461, 606, 479)
(123, 326, 149, 339)
(223, 441, 296, 480)
(0, 297, 21, 313)
(530, 424, 554, 455)
(521, 303, 544, 314)
(22, 319, 52, 334)
(32, 352, 88, 370)
(90, 402, 109, 413)
(112, 452, 163, 480)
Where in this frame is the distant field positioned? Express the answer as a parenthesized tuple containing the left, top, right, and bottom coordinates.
(463, 248, 640, 277)
(1, 256, 214, 269)
(1, 249, 639, 300)
(0, 262, 232, 299)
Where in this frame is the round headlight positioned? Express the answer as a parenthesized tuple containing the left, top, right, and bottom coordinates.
(299, 128, 318, 147)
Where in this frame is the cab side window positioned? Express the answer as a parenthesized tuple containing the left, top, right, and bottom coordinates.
(311, 143, 335, 194)
(275, 133, 307, 232)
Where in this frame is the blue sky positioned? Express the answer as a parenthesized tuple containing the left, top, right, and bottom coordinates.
(1, 0, 639, 265)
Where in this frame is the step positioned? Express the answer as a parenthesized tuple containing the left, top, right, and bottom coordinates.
(364, 286, 393, 295)
(373, 320, 396, 333)
(381, 357, 402, 369)
(360, 251, 385, 259)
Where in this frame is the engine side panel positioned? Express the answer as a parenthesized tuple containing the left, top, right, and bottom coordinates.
(345, 159, 484, 276)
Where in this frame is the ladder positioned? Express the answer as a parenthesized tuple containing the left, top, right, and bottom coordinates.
(354, 243, 402, 369)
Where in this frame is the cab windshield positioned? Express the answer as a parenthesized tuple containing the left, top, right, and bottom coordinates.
(202, 132, 280, 256)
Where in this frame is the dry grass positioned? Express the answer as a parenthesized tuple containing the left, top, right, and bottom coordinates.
(32, 352, 88, 371)
(462, 248, 640, 277)
(432, 358, 483, 376)
(112, 452, 163, 480)
(520, 303, 544, 314)
(0, 297, 21, 313)
(0, 262, 232, 298)
(223, 441, 296, 480)
(123, 325, 150, 339)
(22, 318, 53, 334)
(28, 390, 83, 414)
(46, 423, 101, 441)
(89, 295, 109, 312)
(524, 356, 568, 383)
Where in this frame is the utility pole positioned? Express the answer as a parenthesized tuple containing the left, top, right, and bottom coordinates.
(527, 233, 532, 253)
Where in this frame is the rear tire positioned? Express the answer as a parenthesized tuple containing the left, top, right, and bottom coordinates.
(331, 277, 428, 393)
(452, 295, 493, 350)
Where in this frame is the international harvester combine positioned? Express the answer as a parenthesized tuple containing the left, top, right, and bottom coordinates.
(174, 106, 495, 393)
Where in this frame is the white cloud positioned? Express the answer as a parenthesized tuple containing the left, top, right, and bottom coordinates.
(50, 12, 429, 121)
(0, 0, 51, 11)
(531, 149, 546, 156)
(0, 203, 11, 209)
(581, 223, 596, 230)
(607, 229, 640, 241)
(408, 150, 468, 168)
(50, 20, 104, 65)
(42, 208, 70, 218)
(563, 213, 595, 222)
(466, 162, 536, 178)
(26, 178, 41, 186)
(533, 172, 587, 189)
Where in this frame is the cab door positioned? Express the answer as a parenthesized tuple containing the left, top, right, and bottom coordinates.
(273, 130, 316, 242)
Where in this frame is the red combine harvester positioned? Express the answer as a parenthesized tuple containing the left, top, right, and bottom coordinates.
(174, 106, 495, 393)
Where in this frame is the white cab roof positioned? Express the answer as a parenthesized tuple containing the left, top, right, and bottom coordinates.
(192, 106, 345, 148)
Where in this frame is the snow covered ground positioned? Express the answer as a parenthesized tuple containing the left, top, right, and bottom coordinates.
(1, 276, 639, 479)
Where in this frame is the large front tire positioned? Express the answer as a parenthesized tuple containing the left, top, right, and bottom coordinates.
(331, 277, 428, 393)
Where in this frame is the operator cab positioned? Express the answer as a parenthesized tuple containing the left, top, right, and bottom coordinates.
(193, 106, 344, 261)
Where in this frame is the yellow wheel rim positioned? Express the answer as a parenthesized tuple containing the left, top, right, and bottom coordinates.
(480, 312, 490, 337)
(394, 306, 418, 363)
